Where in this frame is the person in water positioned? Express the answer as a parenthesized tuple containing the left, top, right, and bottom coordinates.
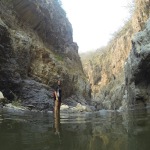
(54, 80, 62, 115)
(53, 80, 62, 144)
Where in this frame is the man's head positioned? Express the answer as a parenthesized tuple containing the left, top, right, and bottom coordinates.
(57, 80, 61, 86)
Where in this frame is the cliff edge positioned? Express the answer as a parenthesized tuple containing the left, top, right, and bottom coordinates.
(0, 0, 89, 110)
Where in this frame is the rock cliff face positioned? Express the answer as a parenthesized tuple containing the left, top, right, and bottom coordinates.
(0, 0, 89, 110)
(125, 18, 150, 108)
(81, 0, 150, 110)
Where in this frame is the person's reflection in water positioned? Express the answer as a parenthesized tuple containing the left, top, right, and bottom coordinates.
(54, 110, 62, 144)
(54, 80, 62, 115)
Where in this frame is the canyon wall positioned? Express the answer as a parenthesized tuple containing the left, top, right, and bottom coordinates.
(81, 0, 150, 110)
(0, 0, 89, 110)
(125, 18, 150, 108)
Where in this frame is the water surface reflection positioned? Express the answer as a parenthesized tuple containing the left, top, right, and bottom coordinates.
(0, 108, 150, 150)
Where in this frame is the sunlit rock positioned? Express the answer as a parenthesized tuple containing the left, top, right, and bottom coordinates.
(81, 0, 150, 110)
(0, 91, 4, 99)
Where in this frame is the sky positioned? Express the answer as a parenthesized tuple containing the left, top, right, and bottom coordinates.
(61, 0, 132, 53)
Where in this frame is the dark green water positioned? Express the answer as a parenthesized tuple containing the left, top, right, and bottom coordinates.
(0, 108, 150, 150)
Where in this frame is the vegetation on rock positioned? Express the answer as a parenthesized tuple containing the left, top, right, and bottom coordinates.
(0, 0, 90, 110)
(81, 0, 150, 110)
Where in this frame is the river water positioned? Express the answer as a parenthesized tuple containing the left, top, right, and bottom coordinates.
(0, 108, 150, 150)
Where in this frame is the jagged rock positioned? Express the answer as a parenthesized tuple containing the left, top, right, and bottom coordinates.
(20, 79, 54, 111)
(125, 18, 150, 108)
(0, 0, 90, 110)
(60, 95, 94, 113)
(81, 0, 150, 110)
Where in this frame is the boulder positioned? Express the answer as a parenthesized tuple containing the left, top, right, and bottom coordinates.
(0, 91, 4, 99)
(20, 79, 54, 111)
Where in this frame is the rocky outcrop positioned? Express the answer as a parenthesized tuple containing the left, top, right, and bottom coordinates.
(132, 0, 150, 32)
(81, 0, 150, 110)
(81, 22, 134, 110)
(0, 92, 4, 99)
(125, 18, 150, 108)
(11, 0, 76, 53)
(0, 0, 89, 110)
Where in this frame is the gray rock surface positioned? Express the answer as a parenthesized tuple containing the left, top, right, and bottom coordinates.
(81, 0, 150, 110)
(20, 79, 54, 111)
(0, 0, 90, 111)
(124, 18, 150, 108)
(60, 95, 94, 113)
